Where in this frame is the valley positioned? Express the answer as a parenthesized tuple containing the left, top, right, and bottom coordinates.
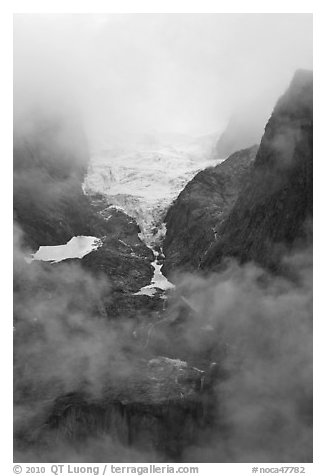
(82, 135, 219, 296)
(13, 70, 313, 463)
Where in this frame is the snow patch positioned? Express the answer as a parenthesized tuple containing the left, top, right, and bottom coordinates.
(25, 236, 102, 264)
(134, 249, 175, 297)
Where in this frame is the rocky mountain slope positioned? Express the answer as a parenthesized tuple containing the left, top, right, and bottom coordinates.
(162, 145, 258, 276)
(163, 70, 313, 276)
(13, 111, 94, 248)
(202, 70, 313, 271)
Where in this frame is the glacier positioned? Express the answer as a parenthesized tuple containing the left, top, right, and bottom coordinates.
(83, 135, 219, 294)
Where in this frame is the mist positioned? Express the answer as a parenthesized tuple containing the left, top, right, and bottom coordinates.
(14, 14, 312, 146)
(168, 253, 312, 462)
(14, 221, 312, 461)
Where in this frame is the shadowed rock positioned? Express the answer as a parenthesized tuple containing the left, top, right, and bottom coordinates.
(202, 70, 313, 272)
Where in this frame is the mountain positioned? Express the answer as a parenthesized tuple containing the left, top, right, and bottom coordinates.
(13, 111, 94, 248)
(163, 70, 312, 275)
(202, 70, 313, 271)
(162, 145, 258, 276)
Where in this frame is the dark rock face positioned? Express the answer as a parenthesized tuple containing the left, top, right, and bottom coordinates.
(162, 145, 258, 277)
(13, 112, 94, 249)
(202, 70, 313, 271)
(79, 201, 158, 318)
(15, 358, 213, 462)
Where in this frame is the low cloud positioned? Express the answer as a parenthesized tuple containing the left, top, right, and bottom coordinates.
(14, 219, 312, 462)
(167, 253, 312, 462)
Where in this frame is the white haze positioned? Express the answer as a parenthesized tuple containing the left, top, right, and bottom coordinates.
(14, 221, 313, 462)
(14, 13, 312, 147)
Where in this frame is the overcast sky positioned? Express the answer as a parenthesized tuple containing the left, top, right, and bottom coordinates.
(14, 13, 312, 144)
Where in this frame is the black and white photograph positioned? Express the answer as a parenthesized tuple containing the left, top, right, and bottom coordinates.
(12, 11, 313, 466)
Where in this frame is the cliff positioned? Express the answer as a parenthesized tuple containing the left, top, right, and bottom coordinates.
(162, 145, 258, 276)
(163, 70, 313, 276)
(13, 111, 95, 248)
(15, 358, 213, 462)
(202, 70, 313, 271)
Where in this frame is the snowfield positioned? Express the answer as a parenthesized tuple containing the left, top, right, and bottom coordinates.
(26, 236, 102, 264)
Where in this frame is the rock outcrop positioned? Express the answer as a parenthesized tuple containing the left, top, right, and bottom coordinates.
(13, 111, 94, 248)
(162, 145, 258, 276)
(15, 358, 212, 462)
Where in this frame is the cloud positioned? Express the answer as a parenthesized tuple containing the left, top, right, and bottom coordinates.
(14, 14, 312, 142)
(14, 219, 312, 462)
(166, 253, 312, 462)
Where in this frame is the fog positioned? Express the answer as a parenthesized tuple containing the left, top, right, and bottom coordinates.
(171, 253, 312, 462)
(14, 222, 312, 462)
(14, 13, 312, 146)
